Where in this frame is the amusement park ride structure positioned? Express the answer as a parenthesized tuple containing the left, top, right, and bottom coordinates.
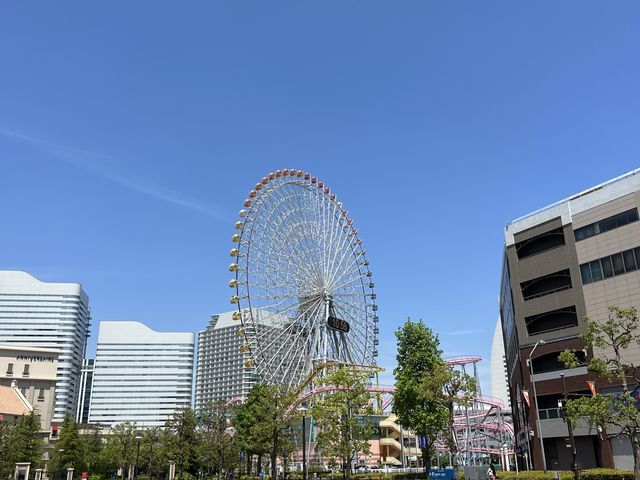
(228, 170, 513, 465)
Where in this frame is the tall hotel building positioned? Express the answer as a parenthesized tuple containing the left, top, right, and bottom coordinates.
(195, 312, 256, 410)
(0, 271, 91, 420)
(501, 170, 640, 471)
(89, 321, 195, 427)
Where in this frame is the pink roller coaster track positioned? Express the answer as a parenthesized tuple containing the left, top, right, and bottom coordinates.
(291, 356, 514, 457)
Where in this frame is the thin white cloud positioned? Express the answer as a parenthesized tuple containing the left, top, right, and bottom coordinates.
(0, 127, 226, 221)
(443, 329, 482, 336)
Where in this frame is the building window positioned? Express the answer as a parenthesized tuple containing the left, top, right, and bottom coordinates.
(6, 363, 13, 375)
(532, 350, 586, 373)
(38, 388, 45, 401)
(520, 269, 572, 301)
(22, 364, 30, 377)
(574, 208, 639, 241)
(515, 226, 565, 260)
(581, 246, 640, 285)
(525, 306, 578, 335)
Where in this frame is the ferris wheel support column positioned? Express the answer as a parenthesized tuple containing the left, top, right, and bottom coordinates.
(323, 295, 330, 364)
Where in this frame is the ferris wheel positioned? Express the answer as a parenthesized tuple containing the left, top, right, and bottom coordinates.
(228, 169, 379, 390)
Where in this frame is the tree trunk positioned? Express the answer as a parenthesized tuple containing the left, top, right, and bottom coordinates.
(423, 443, 431, 472)
(447, 403, 458, 468)
(633, 436, 640, 480)
(270, 448, 278, 480)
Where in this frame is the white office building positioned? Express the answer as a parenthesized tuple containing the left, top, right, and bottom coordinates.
(89, 321, 195, 427)
(195, 311, 256, 411)
(0, 271, 91, 420)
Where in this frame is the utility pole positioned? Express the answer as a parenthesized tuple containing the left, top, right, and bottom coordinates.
(560, 374, 579, 480)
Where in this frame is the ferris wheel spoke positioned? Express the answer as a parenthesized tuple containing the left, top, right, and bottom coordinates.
(251, 295, 323, 362)
(323, 199, 342, 283)
(246, 241, 317, 288)
(278, 305, 321, 389)
(267, 184, 325, 278)
(329, 250, 369, 290)
(249, 294, 319, 322)
(326, 227, 359, 287)
(265, 298, 323, 383)
(247, 222, 318, 281)
(250, 197, 320, 280)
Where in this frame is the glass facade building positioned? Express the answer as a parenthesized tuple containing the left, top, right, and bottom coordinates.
(0, 271, 91, 420)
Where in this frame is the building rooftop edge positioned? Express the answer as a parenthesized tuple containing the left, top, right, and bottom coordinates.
(0, 270, 84, 288)
(0, 344, 61, 354)
(507, 167, 640, 227)
(98, 320, 195, 339)
(504, 168, 640, 245)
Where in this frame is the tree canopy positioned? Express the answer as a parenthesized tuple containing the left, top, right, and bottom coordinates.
(311, 367, 376, 480)
(560, 306, 640, 479)
(393, 319, 449, 467)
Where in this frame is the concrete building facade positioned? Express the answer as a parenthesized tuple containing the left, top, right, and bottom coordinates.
(0, 271, 90, 421)
(0, 344, 59, 431)
(195, 312, 257, 410)
(501, 169, 640, 470)
(88, 321, 195, 427)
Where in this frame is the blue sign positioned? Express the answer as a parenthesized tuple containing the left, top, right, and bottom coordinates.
(418, 435, 428, 449)
(429, 469, 455, 480)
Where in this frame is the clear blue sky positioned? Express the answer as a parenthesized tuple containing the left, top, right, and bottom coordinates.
(2, 2, 639, 392)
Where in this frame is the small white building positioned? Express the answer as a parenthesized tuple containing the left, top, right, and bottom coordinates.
(88, 321, 195, 427)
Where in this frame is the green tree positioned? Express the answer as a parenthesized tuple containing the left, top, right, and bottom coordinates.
(393, 319, 449, 469)
(139, 427, 162, 480)
(162, 408, 198, 479)
(560, 306, 640, 480)
(50, 414, 87, 474)
(197, 401, 239, 480)
(102, 422, 138, 480)
(81, 426, 104, 474)
(311, 368, 376, 480)
(0, 417, 15, 478)
(415, 360, 476, 468)
(234, 384, 296, 480)
(0, 413, 43, 474)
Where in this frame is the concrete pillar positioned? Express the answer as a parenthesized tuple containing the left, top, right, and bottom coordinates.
(14, 463, 31, 480)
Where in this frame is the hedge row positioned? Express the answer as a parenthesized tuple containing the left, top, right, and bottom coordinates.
(498, 470, 634, 480)
(241, 469, 635, 480)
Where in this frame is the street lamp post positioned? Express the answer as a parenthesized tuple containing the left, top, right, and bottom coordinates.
(528, 339, 547, 471)
(560, 373, 579, 480)
(297, 407, 308, 480)
(58, 449, 65, 480)
(134, 436, 142, 480)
